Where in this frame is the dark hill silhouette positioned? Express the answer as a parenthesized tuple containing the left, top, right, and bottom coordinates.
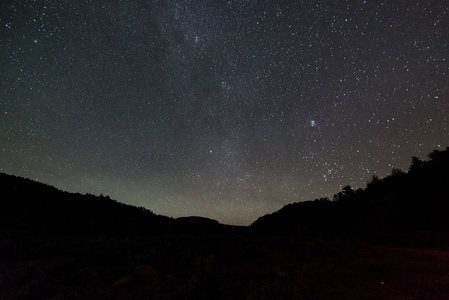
(0, 173, 173, 234)
(0, 173, 240, 235)
(2, 147, 448, 237)
(177, 216, 220, 227)
(251, 147, 449, 236)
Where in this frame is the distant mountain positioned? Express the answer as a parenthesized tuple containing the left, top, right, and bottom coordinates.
(177, 216, 220, 226)
(250, 147, 449, 236)
(0, 173, 238, 235)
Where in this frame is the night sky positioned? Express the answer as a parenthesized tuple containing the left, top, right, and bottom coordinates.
(1, 1, 448, 225)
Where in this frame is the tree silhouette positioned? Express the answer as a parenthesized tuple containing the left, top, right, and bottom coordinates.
(391, 167, 405, 176)
(252, 147, 449, 235)
(333, 185, 356, 202)
(409, 156, 423, 172)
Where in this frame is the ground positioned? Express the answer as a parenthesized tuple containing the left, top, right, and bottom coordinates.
(1, 232, 448, 299)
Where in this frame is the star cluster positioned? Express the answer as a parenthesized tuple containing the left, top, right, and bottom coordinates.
(1, 1, 448, 224)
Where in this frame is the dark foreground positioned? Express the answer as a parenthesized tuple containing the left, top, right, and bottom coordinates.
(1, 231, 448, 300)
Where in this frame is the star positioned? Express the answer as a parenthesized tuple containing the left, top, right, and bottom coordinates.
(0, 1, 448, 225)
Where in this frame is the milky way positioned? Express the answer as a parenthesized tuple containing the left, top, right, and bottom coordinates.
(1, 1, 448, 224)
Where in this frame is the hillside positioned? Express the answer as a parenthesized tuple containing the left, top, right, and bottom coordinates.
(2, 147, 448, 237)
(0, 173, 241, 235)
(251, 147, 449, 237)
